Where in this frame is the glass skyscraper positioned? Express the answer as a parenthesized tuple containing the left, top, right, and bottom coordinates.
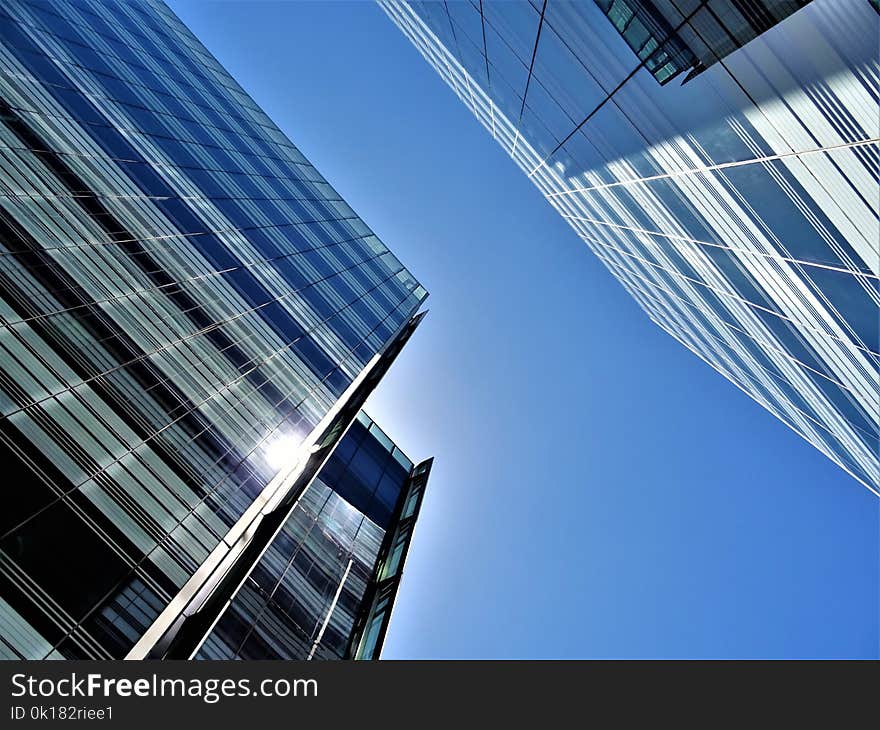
(198, 411, 432, 661)
(382, 0, 879, 493)
(0, 0, 428, 660)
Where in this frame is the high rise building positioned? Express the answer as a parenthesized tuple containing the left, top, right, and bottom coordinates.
(0, 0, 428, 660)
(382, 0, 879, 493)
(198, 411, 432, 661)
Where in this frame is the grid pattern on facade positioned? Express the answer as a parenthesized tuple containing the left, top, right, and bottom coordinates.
(197, 411, 416, 660)
(382, 0, 879, 493)
(593, 1, 812, 86)
(0, 0, 426, 660)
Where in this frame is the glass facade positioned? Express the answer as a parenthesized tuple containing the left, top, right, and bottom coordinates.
(198, 411, 432, 660)
(0, 0, 427, 660)
(382, 0, 879, 493)
(593, 1, 812, 86)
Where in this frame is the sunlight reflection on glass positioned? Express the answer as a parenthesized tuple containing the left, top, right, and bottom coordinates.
(265, 433, 304, 473)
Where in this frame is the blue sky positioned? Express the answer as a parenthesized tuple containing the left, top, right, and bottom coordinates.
(169, 1, 878, 659)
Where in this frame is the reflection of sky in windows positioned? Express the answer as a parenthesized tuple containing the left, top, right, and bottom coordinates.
(386, 0, 879, 492)
(0, 0, 428, 659)
(198, 411, 415, 659)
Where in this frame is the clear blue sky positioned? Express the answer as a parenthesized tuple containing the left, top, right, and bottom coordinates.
(169, 1, 878, 659)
